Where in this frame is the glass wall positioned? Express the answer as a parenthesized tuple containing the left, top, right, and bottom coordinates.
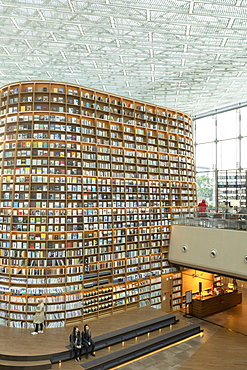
(194, 106, 247, 211)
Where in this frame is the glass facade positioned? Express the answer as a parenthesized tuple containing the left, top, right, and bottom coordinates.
(194, 106, 247, 210)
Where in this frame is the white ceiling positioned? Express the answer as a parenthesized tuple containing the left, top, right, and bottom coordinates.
(1, 0, 247, 116)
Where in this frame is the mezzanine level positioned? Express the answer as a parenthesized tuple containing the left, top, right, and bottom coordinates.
(169, 213, 247, 281)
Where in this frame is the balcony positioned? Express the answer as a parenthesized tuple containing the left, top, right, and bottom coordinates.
(169, 212, 247, 281)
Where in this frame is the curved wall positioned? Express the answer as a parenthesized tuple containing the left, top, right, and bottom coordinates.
(0, 81, 196, 328)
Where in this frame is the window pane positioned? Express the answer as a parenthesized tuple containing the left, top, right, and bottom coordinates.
(195, 142, 216, 172)
(195, 116, 215, 144)
(217, 139, 239, 170)
(217, 110, 239, 140)
(240, 106, 247, 137)
(240, 137, 247, 168)
(196, 171, 215, 209)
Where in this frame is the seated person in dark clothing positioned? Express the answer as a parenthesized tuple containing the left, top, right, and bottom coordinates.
(82, 324, 95, 359)
(70, 326, 82, 362)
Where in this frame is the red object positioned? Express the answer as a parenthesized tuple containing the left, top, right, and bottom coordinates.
(198, 200, 207, 212)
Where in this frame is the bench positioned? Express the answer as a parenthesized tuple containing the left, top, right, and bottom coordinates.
(51, 313, 178, 363)
(82, 324, 202, 370)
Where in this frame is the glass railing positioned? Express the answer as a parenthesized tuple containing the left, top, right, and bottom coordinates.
(176, 209, 247, 231)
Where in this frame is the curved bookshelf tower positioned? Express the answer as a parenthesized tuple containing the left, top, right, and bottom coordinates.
(0, 81, 196, 328)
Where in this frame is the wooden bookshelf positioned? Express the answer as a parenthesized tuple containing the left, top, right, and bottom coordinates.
(0, 81, 196, 328)
(172, 272, 183, 310)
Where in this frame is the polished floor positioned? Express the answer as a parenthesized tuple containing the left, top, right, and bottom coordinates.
(1, 290, 247, 369)
(53, 288, 247, 370)
(119, 288, 247, 370)
(0, 306, 168, 357)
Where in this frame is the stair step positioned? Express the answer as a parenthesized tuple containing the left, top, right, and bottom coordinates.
(0, 359, 51, 370)
(52, 313, 178, 363)
(82, 324, 202, 370)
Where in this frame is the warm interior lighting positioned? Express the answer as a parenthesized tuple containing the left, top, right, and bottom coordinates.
(0, 81, 195, 329)
(111, 333, 202, 370)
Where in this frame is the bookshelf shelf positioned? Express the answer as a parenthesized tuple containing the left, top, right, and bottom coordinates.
(0, 80, 196, 328)
(172, 272, 183, 310)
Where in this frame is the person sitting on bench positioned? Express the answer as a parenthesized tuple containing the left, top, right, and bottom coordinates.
(70, 326, 82, 362)
(82, 324, 95, 359)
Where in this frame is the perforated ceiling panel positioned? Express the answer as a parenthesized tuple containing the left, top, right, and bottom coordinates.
(0, 0, 247, 115)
